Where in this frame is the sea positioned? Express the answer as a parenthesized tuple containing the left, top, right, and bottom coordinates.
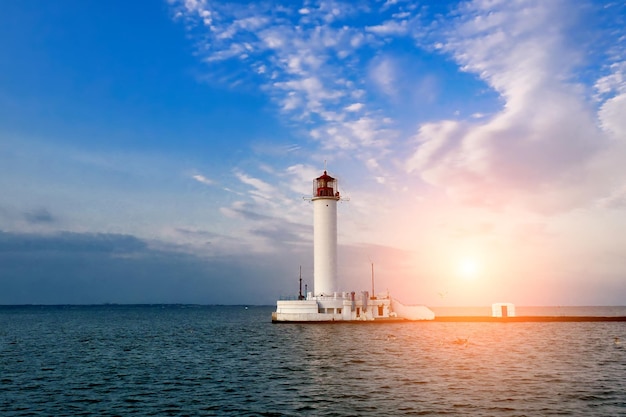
(1, 305, 625, 416)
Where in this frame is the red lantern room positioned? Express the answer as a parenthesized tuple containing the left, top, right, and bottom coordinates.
(313, 171, 340, 198)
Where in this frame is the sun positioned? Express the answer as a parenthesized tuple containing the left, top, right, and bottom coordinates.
(457, 257, 480, 280)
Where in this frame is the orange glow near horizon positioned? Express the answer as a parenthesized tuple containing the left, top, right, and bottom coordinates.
(344, 194, 571, 307)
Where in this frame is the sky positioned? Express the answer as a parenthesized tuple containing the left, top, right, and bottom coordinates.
(1, 0, 625, 306)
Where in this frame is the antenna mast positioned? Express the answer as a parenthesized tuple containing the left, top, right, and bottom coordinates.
(298, 266, 304, 300)
(371, 262, 376, 299)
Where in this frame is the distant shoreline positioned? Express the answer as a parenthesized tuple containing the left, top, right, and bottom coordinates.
(2, 305, 626, 322)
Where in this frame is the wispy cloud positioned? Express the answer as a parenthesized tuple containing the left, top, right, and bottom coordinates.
(220, 200, 273, 222)
(167, 0, 425, 163)
(192, 174, 214, 186)
(370, 57, 397, 98)
(366, 19, 409, 36)
(169, 0, 626, 215)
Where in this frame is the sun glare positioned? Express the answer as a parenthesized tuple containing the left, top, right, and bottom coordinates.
(457, 257, 480, 280)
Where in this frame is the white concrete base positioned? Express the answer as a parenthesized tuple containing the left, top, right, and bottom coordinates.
(273, 293, 435, 322)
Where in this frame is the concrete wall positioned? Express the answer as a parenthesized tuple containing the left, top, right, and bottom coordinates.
(391, 299, 435, 320)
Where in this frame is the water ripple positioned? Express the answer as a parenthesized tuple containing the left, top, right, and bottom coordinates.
(1, 306, 625, 416)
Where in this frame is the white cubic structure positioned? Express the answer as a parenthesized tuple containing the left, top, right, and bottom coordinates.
(272, 169, 434, 322)
(492, 302, 516, 317)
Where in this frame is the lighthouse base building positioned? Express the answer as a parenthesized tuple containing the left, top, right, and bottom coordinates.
(272, 293, 435, 322)
(272, 170, 434, 323)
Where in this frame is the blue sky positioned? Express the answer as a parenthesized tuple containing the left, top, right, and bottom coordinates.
(1, 0, 626, 306)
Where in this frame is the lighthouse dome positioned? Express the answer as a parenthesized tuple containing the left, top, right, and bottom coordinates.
(313, 171, 339, 198)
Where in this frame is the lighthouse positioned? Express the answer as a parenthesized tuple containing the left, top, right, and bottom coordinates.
(271, 168, 435, 322)
(312, 171, 340, 296)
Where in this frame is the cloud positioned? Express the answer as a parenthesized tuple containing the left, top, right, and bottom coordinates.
(174, 227, 220, 239)
(0, 230, 147, 254)
(166, 0, 421, 161)
(250, 224, 307, 246)
(595, 62, 626, 98)
(171, 0, 213, 27)
(220, 201, 274, 222)
(598, 93, 626, 140)
(597, 185, 626, 210)
(406, 0, 623, 212)
(234, 171, 278, 205)
(0, 230, 309, 304)
(273, 76, 344, 114)
(22, 208, 55, 224)
(370, 57, 397, 97)
(192, 174, 214, 186)
(168, 0, 626, 216)
(366, 19, 408, 36)
(345, 102, 364, 112)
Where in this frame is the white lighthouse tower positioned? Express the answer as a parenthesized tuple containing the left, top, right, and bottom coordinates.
(312, 171, 340, 296)
(272, 168, 435, 322)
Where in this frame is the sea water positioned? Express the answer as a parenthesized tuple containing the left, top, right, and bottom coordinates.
(1, 305, 625, 416)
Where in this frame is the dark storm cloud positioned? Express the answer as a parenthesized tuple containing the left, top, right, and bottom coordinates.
(0, 231, 146, 253)
(0, 230, 308, 305)
(0, 230, 435, 306)
(23, 208, 55, 224)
